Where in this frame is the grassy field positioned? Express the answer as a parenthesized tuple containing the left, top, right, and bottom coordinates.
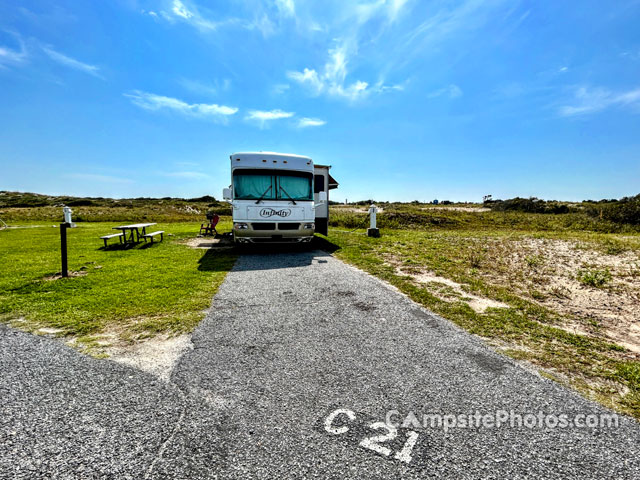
(0, 219, 235, 353)
(324, 204, 640, 419)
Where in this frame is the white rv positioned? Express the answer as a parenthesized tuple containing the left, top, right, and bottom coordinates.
(222, 152, 337, 243)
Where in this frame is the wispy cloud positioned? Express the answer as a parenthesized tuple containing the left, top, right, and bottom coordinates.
(275, 0, 296, 17)
(124, 90, 238, 121)
(559, 86, 640, 117)
(168, 0, 219, 30)
(272, 83, 290, 95)
(428, 84, 463, 99)
(398, 0, 513, 68)
(161, 171, 210, 179)
(245, 109, 294, 127)
(285, 0, 414, 103)
(0, 31, 28, 68)
(160, 0, 249, 33)
(297, 117, 326, 128)
(66, 173, 133, 184)
(42, 46, 102, 78)
(287, 44, 372, 101)
(178, 77, 230, 97)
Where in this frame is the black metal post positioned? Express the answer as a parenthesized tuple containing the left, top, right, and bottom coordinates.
(60, 222, 69, 277)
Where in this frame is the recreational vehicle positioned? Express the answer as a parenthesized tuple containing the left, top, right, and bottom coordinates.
(223, 152, 337, 243)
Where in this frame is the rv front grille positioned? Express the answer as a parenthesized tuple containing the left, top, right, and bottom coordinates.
(277, 223, 301, 230)
(252, 223, 276, 230)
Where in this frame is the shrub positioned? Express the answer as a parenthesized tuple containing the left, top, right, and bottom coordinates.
(577, 268, 612, 288)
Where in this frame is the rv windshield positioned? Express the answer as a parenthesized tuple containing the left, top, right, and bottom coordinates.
(233, 170, 313, 201)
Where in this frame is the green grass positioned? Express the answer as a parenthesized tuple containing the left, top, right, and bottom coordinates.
(0, 220, 236, 344)
(324, 224, 640, 419)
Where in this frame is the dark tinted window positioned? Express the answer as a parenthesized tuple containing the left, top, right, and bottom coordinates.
(314, 174, 325, 193)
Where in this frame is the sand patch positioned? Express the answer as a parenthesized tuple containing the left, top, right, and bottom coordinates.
(422, 206, 491, 213)
(38, 327, 64, 335)
(482, 237, 640, 353)
(104, 334, 192, 382)
(333, 206, 384, 214)
(411, 272, 508, 313)
(390, 264, 509, 313)
(184, 235, 234, 249)
(43, 270, 88, 280)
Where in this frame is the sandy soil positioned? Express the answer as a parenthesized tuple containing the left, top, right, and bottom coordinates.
(107, 334, 192, 381)
(65, 331, 193, 381)
(422, 206, 491, 212)
(184, 236, 234, 249)
(483, 238, 640, 354)
(333, 206, 384, 213)
(411, 272, 508, 313)
(387, 256, 508, 314)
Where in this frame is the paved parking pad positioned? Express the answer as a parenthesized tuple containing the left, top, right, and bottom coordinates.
(1, 249, 639, 478)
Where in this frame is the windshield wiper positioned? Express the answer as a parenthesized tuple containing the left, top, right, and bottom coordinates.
(255, 185, 273, 204)
(279, 186, 297, 205)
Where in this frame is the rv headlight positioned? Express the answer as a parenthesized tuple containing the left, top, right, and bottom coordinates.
(303, 223, 315, 229)
(234, 223, 249, 230)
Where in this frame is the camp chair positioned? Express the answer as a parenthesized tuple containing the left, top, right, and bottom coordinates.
(199, 214, 219, 237)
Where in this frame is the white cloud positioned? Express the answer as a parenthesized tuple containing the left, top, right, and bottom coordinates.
(297, 117, 326, 128)
(287, 44, 374, 101)
(172, 0, 193, 19)
(246, 109, 294, 120)
(164, 0, 222, 31)
(0, 32, 28, 67)
(66, 173, 133, 184)
(275, 0, 296, 17)
(559, 86, 640, 117)
(124, 90, 238, 120)
(42, 46, 102, 78)
(245, 109, 294, 127)
(428, 84, 463, 99)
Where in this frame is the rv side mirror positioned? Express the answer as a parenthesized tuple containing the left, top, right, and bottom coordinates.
(318, 191, 327, 203)
(223, 187, 232, 201)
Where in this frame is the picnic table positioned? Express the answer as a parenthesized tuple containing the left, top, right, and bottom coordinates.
(113, 223, 156, 244)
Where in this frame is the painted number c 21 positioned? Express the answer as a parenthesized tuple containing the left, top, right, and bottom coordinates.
(323, 408, 420, 464)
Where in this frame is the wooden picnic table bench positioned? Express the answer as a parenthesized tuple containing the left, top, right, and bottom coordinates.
(142, 231, 164, 243)
(100, 232, 124, 248)
(113, 223, 157, 244)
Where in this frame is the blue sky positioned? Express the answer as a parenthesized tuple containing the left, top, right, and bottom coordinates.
(1, 0, 639, 202)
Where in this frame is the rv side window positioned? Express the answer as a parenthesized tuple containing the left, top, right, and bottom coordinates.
(314, 175, 325, 193)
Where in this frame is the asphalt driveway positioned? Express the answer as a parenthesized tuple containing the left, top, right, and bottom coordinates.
(1, 249, 639, 478)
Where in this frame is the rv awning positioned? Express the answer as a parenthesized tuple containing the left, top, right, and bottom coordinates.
(328, 173, 339, 190)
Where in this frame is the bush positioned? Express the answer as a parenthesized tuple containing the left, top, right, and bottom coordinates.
(490, 197, 571, 214)
(577, 268, 612, 288)
(587, 195, 640, 225)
